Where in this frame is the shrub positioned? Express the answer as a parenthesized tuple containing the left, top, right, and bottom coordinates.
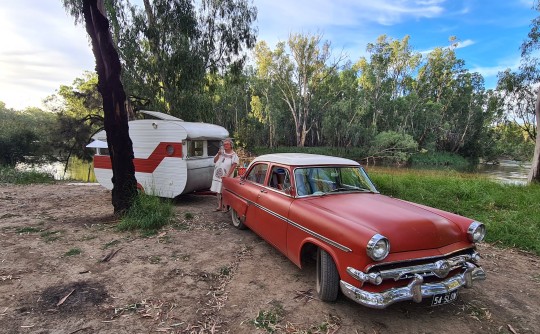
(0, 165, 55, 184)
(117, 194, 174, 232)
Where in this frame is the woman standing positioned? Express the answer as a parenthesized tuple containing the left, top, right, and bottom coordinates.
(210, 138, 239, 211)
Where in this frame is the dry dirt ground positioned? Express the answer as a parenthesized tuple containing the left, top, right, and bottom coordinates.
(0, 183, 539, 334)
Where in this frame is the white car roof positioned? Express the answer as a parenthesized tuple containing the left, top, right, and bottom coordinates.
(251, 153, 360, 166)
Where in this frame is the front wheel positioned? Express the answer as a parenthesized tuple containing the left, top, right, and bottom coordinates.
(230, 208, 247, 230)
(316, 248, 339, 301)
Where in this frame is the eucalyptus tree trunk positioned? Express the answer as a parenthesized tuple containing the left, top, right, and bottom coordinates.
(528, 89, 540, 183)
(82, 0, 137, 214)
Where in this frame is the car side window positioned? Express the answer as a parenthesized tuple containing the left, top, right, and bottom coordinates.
(294, 168, 311, 196)
(245, 163, 268, 185)
(268, 166, 291, 194)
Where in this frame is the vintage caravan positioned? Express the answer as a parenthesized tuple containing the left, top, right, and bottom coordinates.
(87, 110, 229, 198)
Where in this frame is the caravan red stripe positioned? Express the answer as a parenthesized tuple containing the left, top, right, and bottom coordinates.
(94, 142, 183, 173)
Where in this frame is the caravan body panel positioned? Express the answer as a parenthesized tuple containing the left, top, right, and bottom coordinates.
(89, 111, 228, 198)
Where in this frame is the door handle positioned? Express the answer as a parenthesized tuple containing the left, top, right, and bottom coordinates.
(260, 189, 267, 193)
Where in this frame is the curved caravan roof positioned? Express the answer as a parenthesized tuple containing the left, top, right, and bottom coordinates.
(90, 110, 229, 142)
(137, 110, 229, 140)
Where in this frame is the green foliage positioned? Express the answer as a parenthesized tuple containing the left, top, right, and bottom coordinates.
(252, 33, 340, 147)
(50, 6, 540, 169)
(409, 151, 470, 169)
(489, 122, 535, 161)
(45, 72, 103, 164)
(250, 302, 284, 333)
(108, 0, 257, 119)
(369, 168, 540, 255)
(367, 131, 418, 164)
(0, 106, 58, 166)
(117, 194, 174, 232)
(0, 166, 55, 184)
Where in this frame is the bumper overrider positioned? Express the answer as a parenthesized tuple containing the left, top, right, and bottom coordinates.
(340, 252, 486, 309)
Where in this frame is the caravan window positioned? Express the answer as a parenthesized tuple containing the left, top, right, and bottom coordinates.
(188, 141, 204, 157)
(98, 148, 109, 156)
(208, 140, 220, 156)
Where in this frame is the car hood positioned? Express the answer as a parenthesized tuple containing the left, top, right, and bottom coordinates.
(302, 193, 464, 252)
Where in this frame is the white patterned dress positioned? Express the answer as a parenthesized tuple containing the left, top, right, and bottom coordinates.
(210, 151, 239, 193)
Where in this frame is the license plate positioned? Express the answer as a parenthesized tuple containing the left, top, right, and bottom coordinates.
(431, 290, 458, 306)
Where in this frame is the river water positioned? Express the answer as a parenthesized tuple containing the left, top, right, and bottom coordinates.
(473, 160, 531, 185)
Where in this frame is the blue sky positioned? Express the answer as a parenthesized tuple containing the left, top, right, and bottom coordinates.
(0, 0, 537, 110)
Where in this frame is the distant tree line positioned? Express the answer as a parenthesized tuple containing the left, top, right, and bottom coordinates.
(1, 0, 538, 179)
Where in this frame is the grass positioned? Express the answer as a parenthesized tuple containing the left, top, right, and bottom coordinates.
(64, 248, 82, 256)
(117, 193, 174, 232)
(0, 165, 54, 184)
(368, 167, 540, 255)
(409, 151, 471, 169)
(249, 302, 285, 333)
(16, 226, 42, 234)
(41, 230, 61, 243)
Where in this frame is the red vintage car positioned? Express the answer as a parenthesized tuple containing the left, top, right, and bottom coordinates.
(221, 153, 486, 309)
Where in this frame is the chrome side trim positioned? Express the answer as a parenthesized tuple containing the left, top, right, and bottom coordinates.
(286, 220, 352, 253)
(340, 264, 486, 309)
(224, 189, 352, 253)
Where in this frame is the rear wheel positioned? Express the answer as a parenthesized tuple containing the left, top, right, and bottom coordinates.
(230, 208, 247, 230)
(316, 248, 339, 301)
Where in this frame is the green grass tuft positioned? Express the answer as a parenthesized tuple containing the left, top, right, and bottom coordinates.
(41, 230, 61, 242)
(16, 226, 42, 234)
(250, 302, 284, 333)
(0, 166, 54, 184)
(117, 194, 174, 232)
(64, 248, 82, 256)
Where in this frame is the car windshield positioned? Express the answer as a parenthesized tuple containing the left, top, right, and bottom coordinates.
(294, 166, 378, 197)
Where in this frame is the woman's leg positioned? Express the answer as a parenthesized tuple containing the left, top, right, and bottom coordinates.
(216, 193, 222, 210)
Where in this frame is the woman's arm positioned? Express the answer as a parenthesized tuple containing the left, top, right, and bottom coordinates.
(226, 163, 238, 177)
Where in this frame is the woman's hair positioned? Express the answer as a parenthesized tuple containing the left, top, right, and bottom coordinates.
(222, 138, 234, 148)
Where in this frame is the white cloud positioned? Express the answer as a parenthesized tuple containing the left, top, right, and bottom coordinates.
(469, 57, 522, 89)
(0, 0, 94, 110)
(254, 0, 448, 45)
(253, 0, 450, 63)
(471, 59, 521, 78)
(455, 39, 475, 49)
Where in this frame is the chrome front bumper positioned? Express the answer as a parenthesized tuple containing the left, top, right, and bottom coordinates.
(340, 254, 486, 309)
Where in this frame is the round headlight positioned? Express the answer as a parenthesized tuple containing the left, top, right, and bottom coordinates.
(468, 221, 486, 243)
(367, 234, 390, 261)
